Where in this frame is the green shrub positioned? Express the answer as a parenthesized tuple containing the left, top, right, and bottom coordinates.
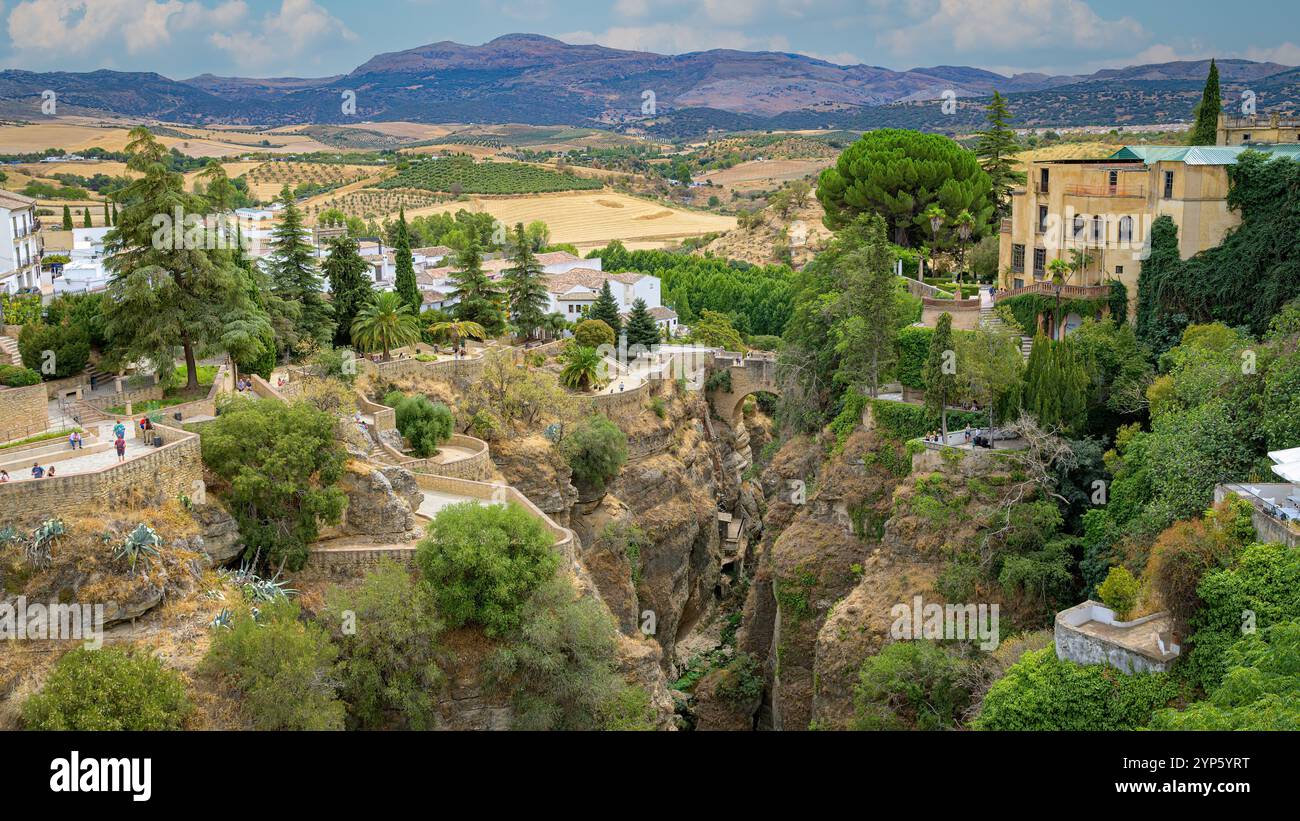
(574, 318, 615, 349)
(202, 599, 345, 730)
(0, 364, 41, 387)
(19, 321, 90, 379)
(415, 501, 559, 636)
(394, 394, 454, 457)
(895, 325, 933, 390)
(1097, 566, 1140, 619)
(323, 559, 446, 729)
(23, 646, 189, 730)
(562, 415, 628, 496)
(488, 575, 651, 730)
(201, 398, 347, 570)
(852, 641, 970, 730)
(974, 647, 1180, 731)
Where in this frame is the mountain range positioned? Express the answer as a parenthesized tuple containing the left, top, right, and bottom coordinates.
(1, 34, 1296, 137)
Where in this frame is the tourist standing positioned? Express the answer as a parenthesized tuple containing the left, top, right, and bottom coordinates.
(31, 462, 44, 479)
(115, 437, 127, 462)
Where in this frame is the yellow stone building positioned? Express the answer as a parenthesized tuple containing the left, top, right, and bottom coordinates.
(997, 142, 1300, 325)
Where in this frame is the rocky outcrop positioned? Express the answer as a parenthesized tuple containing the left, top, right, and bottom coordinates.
(188, 502, 244, 566)
(338, 463, 423, 541)
(491, 434, 578, 526)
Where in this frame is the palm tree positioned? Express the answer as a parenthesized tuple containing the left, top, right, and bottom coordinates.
(427, 319, 486, 353)
(542, 312, 571, 340)
(351, 291, 421, 361)
(1047, 256, 1072, 340)
(560, 344, 604, 391)
(954, 210, 975, 281)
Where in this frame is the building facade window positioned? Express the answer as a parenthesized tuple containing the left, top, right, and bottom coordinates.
(1037, 205, 1049, 233)
(1011, 244, 1025, 273)
(1164, 171, 1175, 199)
(1040, 168, 1050, 192)
(1033, 248, 1047, 276)
(1119, 216, 1133, 243)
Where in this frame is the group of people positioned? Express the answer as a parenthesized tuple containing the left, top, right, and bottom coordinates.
(27, 463, 56, 479)
(236, 376, 256, 393)
(923, 425, 980, 446)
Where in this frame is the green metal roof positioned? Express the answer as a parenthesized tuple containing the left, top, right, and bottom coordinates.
(1110, 144, 1300, 165)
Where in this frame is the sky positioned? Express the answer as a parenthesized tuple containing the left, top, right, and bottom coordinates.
(0, 0, 1297, 79)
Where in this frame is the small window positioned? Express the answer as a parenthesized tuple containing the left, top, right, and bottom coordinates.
(1033, 248, 1047, 274)
(1040, 168, 1050, 192)
(1072, 215, 1085, 238)
(1011, 244, 1026, 273)
(1119, 216, 1133, 243)
(1242, 133, 1251, 143)
(1092, 216, 1105, 243)
(1164, 171, 1175, 199)
(1115, 265, 1124, 275)
(1108, 170, 1119, 191)
(1038, 205, 1049, 233)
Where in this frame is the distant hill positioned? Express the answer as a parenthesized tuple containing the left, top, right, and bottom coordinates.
(0, 36, 1294, 138)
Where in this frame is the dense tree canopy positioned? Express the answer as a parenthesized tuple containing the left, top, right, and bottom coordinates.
(817, 129, 995, 247)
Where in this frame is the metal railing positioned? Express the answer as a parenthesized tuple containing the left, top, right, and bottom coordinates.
(1063, 183, 1146, 198)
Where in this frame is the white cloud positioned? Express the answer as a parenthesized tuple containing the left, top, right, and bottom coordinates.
(208, 0, 355, 70)
(559, 23, 788, 55)
(876, 0, 1146, 59)
(7, 0, 210, 57)
(1244, 42, 1300, 66)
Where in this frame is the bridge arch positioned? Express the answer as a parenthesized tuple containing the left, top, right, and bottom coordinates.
(706, 352, 781, 421)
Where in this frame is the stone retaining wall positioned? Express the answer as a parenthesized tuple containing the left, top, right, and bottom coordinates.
(0, 383, 49, 443)
(400, 434, 492, 480)
(0, 421, 201, 515)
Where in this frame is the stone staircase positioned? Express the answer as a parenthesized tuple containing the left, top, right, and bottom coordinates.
(0, 334, 20, 367)
(979, 303, 1033, 360)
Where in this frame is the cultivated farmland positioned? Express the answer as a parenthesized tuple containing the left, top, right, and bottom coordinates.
(376, 156, 602, 194)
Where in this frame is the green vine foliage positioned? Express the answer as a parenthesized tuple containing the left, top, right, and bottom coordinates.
(999, 293, 1109, 337)
(1138, 152, 1300, 351)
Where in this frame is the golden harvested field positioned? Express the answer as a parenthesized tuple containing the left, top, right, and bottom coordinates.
(0, 119, 334, 158)
(404, 191, 736, 247)
(698, 158, 832, 190)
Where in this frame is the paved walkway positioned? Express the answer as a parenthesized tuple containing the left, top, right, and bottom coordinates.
(5, 423, 147, 481)
(417, 489, 492, 519)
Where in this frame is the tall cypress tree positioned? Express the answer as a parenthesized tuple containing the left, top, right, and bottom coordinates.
(61, 204, 72, 230)
(502, 222, 549, 340)
(590, 280, 623, 337)
(322, 236, 375, 348)
(268, 185, 334, 349)
(1023, 334, 1088, 433)
(82, 208, 91, 228)
(448, 236, 504, 335)
(624, 298, 660, 354)
(922, 311, 958, 439)
(1188, 59, 1222, 146)
(975, 91, 1026, 221)
(393, 207, 420, 314)
(110, 202, 118, 226)
(102, 202, 110, 226)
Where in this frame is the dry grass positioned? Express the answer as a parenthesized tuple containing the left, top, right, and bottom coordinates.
(403, 190, 736, 246)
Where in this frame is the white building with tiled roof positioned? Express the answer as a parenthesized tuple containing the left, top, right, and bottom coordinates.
(545, 267, 660, 318)
(0, 189, 45, 295)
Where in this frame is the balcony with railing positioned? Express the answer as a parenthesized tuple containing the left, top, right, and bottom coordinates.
(1063, 182, 1146, 199)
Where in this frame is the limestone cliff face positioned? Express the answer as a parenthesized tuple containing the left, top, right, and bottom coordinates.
(737, 428, 916, 730)
(491, 433, 579, 526)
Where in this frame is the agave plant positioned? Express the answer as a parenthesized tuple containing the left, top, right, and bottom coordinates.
(209, 608, 233, 629)
(113, 523, 163, 576)
(0, 526, 23, 548)
(243, 572, 297, 603)
(27, 518, 64, 569)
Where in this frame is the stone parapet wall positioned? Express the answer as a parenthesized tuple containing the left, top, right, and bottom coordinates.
(0, 383, 49, 444)
(0, 421, 201, 515)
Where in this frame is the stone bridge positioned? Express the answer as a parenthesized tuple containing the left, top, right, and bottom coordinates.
(707, 351, 779, 420)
